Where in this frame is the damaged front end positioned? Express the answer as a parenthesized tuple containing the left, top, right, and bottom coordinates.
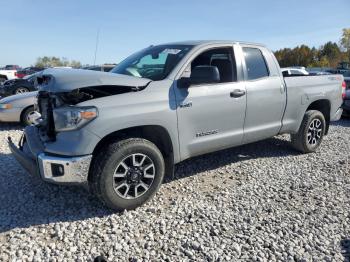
(9, 68, 152, 185)
(35, 68, 152, 140)
(36, 86, 146, 140)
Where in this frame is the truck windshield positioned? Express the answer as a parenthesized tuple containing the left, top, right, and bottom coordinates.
(111, 45, 193, 81)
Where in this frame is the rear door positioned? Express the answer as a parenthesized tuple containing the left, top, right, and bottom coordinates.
(240, 45, 286, 143)
(174, 45, 247, 160)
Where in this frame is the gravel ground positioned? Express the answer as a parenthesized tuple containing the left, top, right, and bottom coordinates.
(0, 120, 349, 262)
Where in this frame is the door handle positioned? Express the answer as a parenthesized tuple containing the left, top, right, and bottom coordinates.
(230, 89, 246, 98)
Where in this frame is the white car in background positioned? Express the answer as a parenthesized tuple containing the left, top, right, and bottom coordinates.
(0, 66, 106, 126)
(281, 67, 309, 77)
(0, 91, 38, 126)
(0, 69, 18, 84)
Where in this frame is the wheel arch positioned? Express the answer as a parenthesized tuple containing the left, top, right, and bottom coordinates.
(88, 125, 175, 182)
(305, 99, 331, 134)
(20, 105, 35, 124)
(0, 74, 8, 80)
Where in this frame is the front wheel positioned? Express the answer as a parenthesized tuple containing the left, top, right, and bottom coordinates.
(90, 138, 165, 211)
(291, 110, 326, 153)
(21, 106, 36, 126)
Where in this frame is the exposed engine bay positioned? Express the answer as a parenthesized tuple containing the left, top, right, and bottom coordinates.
(35, 84, 149, 141)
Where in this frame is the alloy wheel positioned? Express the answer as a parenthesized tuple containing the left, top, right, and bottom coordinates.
(307, 118, 323, 146)
(15, 88, 29, 94)
(113, 153, 155, 199)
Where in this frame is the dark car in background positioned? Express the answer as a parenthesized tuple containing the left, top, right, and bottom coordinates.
(342, 71, 350, 116)
(308, 65, 350, 116)
(0, 72, 40, 97)
(2, 65, 21, 70)
(16, 67, 44, 78)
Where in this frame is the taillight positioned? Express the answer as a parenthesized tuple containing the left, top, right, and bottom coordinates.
(342, 81, 346, 99)
(14, 72, 17, 77)
(16, 73, 25, 78)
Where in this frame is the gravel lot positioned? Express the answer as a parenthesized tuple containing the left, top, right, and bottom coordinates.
(0, 120, 349, 262)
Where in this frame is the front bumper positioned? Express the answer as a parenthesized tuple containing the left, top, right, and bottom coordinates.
(8, 126, 92, 185)
(0, 107, 22, 122)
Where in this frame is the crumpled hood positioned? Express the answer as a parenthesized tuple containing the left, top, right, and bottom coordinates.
(37, 68, 151, 93)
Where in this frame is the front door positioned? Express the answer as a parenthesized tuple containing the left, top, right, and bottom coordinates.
(174, 47, 247, 160)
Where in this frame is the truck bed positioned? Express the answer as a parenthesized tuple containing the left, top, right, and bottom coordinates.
(280, 74, 344, 134)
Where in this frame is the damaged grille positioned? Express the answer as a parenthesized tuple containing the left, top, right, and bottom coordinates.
(37, 91, 56, 140)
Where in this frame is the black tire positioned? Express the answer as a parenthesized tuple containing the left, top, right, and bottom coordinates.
(291, 110, 326, 153)
(14, 87, 29, 94)
(0, 77, 6, 85)
(90, 138, 165, 211)
(21, 106, 35, 126)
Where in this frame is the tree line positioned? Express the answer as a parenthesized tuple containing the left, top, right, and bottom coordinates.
(274, 28, 350, 68)
(34, 56, 82, 68)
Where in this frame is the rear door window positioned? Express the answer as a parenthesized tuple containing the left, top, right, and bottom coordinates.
(243, 47, 269, 80)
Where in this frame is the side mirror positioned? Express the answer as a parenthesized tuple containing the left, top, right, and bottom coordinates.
(190, 66, 220, 85)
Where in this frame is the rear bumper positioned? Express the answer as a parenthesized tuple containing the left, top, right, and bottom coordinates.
(8, 126, 92, 185)
(331, 107, 343, 121)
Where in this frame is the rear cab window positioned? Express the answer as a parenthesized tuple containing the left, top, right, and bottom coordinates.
(242, 47, 269, 80)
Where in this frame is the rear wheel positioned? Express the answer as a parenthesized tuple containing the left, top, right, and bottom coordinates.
(291, 110, 326, 153)
(90, 138, 165, 211)
(14, 87, 29, 94)
(21, 106, 36, 126)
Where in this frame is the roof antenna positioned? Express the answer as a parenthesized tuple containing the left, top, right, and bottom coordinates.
(93, 28, 100, 66)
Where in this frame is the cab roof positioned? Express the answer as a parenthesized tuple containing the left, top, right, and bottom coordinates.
(161, 40, 266, 48)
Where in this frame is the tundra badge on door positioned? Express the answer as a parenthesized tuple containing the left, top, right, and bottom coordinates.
(179, 101, 192, 108)
(196, 129, 219, 137)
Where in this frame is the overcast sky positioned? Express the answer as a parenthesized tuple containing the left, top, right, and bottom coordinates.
(0, 0, 349, 67)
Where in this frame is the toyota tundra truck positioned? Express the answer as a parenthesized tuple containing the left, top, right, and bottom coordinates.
(8, 41, 345, 211)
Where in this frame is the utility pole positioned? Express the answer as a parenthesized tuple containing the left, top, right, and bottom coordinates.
(93, 28, 100, 66)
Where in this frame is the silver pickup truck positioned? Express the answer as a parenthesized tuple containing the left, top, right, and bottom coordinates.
(9, 40, 345, 211)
